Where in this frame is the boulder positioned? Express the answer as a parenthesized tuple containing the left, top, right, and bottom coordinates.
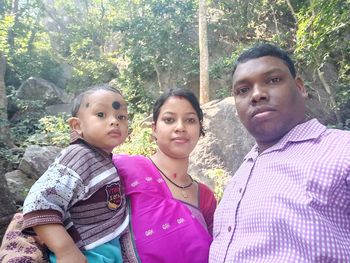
(45, 103, 72, 116)
(16, 77, 69, 105)
(5, 170, 37, 205)
(0, 173, 16, 240)
(18, 145, 61, 179)
(189, 97, 255, 188)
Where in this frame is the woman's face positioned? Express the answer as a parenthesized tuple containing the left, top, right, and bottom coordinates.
(152, 96, 201, 159)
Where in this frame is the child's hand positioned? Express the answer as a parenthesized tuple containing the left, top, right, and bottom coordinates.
(56, 246, 87, 263)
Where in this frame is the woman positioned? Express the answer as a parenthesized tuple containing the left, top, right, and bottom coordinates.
(0, 87, 216, 263)
(116, 87, 217, 262)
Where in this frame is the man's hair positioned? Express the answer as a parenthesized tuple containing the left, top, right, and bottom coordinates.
(71, 84, 122, 117)
(232, 43, 296, 78)
(152, 87, 205, 136)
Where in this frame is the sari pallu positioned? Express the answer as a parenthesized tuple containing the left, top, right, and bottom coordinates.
(113, 155, 212, 263)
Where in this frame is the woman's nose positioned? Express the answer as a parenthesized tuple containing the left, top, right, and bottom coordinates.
(175, 120, 185, 132)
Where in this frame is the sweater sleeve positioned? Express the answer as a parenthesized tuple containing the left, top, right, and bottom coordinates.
(198, 183, 217, 236)
(22, 162, 85, 232)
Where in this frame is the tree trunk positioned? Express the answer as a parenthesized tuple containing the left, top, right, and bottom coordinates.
(8, 0, 19, 55)
(0, 51, 14, 147)
(199, 0, 209, 104)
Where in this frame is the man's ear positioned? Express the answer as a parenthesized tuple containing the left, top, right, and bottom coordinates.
(295, 77, 308, 99)
(68, 117, 82, 135)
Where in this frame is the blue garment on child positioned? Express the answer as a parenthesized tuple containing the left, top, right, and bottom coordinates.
(49, 237, 122, 263)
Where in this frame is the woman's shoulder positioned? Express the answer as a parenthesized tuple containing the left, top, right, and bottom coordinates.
(198, 182, 217, 209)
(198, 182, 215, 196)
(113, 154, 148, 164)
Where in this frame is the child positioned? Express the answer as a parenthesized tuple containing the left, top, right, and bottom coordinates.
(22, 85, 129, 263)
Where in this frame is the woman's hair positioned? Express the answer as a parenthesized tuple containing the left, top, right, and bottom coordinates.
(152, 87, 205, 136)
(71, 84, 122, 117)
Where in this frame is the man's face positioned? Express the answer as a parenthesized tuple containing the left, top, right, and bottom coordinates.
(232, 56, 307, 152)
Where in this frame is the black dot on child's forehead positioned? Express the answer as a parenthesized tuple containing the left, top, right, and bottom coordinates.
(112, 101, 121, 110)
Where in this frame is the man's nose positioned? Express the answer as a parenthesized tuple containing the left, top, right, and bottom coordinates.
(251, 84, 268, 103)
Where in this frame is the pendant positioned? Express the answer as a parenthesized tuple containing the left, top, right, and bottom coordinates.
(181, 188, 188, 198)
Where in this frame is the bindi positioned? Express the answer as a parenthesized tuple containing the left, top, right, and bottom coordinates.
(85, 102, 90, 108)
(112, 101, 121, 110)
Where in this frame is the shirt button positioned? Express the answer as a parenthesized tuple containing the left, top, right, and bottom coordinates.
(228, 226, 232, 232)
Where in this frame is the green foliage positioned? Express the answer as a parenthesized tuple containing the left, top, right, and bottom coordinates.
(206, 168, 230, 201)
(115, 114, 157, 156)
(9, 99, 45, 145)
(295, 0, 350, 126)
(110, 71, 154, 119)
(26, 114, 71, 147)
(116, 0, 199, 85)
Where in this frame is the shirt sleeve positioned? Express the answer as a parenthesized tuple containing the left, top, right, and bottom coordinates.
(198, 183, 217, 236)
(22, 162, 86, 232)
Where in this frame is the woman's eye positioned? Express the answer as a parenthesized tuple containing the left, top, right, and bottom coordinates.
(97, 112, 105, 118)
(163, 118, 174, 124)
(186, 118, 196, 123)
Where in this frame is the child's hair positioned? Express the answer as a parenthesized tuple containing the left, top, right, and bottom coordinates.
(71, 84, 122, 117)
(152, 87, 205, 136)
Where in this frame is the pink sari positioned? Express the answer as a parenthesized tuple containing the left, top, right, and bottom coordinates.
(113, 155, 212, 263)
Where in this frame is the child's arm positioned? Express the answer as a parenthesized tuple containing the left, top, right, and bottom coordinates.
(33, 224, 87, 263)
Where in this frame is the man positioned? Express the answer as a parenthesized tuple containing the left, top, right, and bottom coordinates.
(209, 43, 350, 262)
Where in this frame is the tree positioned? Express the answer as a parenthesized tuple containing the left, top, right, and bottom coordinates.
(0, 51, 14, 147)
(199, 0, 209, 103)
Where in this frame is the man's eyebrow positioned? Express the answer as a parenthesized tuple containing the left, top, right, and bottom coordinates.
(262, 68, 285, 76)
(233, 68, 286, 87)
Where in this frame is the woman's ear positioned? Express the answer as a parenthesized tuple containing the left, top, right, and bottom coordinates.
(68, 117, 82, 135)
(151, 121, 157, 141)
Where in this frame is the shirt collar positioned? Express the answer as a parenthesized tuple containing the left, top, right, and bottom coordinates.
(244, 118, 326, 160)
(70, 130, 112, 159)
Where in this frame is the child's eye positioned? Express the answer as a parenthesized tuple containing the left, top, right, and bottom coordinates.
(118, 115, 128, 121)
(97, 112, 105, 118)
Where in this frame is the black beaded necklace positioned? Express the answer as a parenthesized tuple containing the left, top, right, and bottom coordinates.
(150, 158, 194, 198)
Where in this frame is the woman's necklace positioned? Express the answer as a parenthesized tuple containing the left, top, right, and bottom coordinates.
(150, 159, 194, 198)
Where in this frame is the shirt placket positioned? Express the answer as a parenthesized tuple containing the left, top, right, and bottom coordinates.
(221, 156, 257, 261)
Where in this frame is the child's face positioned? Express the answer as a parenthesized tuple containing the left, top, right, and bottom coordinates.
(70, 89, 128, 153)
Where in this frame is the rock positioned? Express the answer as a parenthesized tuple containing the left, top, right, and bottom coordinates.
(0, 173, 16, 240)
(189, 97, 255, 189)
(18, 145, 61, 179)
(16, 77, 69, 105)
(45, 103, 72, 116)
(5, 170, 37, 205)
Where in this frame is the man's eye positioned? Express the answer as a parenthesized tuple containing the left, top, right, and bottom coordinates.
(269, 77, 281, 84)
(97, 112, 105, 118)
(234, 87, 249, 95)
